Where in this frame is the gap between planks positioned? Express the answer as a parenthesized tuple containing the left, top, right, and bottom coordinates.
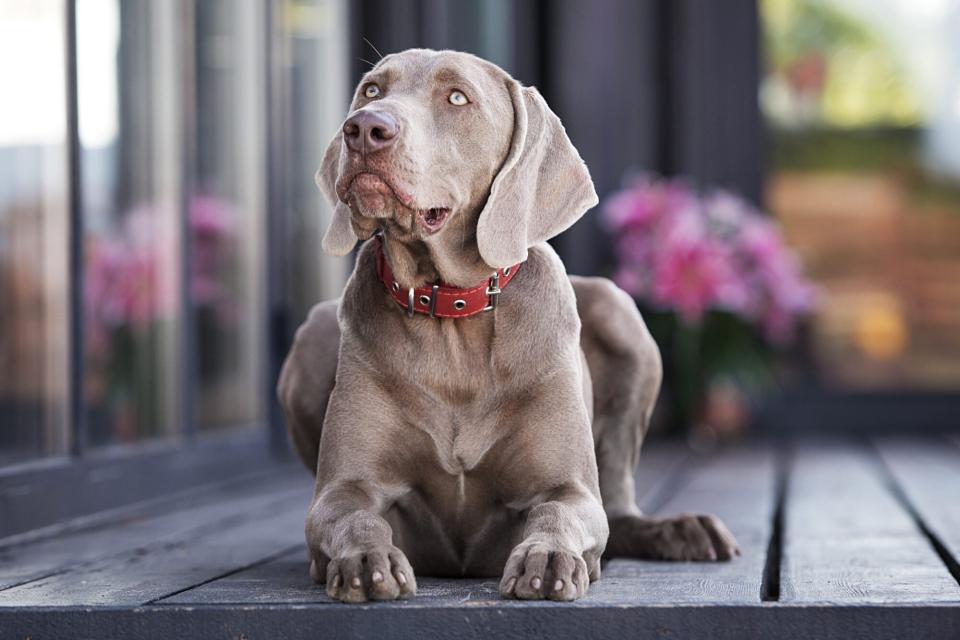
(871, 437, 960, 590)
(146, 543, 306, 605)
(779, 439, 960, 604)
(0, 476, 311, 593)
(0, 465, 304, 550)
(761, 443, 791, 602)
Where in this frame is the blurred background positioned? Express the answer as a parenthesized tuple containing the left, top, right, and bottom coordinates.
(1, 0, 959, 478)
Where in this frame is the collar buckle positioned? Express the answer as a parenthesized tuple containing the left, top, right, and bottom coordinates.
(483, 272, 501, 312)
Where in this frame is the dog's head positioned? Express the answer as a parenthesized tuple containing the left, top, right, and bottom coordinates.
(317, 48, 597, 270)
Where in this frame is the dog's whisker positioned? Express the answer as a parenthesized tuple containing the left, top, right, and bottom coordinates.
(359, 57, 376, 68)
(363, 36, 384, 60)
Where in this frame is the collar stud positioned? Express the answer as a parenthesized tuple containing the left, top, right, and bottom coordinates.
(374, 238, 521, 319)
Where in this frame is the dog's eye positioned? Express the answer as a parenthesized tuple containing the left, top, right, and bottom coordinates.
(364, 84, 381, 99)
(448, 90, 469, 106)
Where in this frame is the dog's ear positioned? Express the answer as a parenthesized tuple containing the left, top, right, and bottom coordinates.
(317, 131, 358, 256)
(476, 82, 598, 269)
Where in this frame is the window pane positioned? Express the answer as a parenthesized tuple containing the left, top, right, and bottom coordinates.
(762, 0, 960, 390)
(192, 0, 266, 430)
(79, 0, 182, 446)
(0, 0, 70, 464)
(272, 0, 349, 323)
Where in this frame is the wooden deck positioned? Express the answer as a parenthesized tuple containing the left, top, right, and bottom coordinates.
(1, 437, 959, 639)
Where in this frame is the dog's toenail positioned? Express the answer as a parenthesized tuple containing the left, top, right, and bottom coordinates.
(397, 572, 407, 585)
(554, 580, 564, 592)
(331, 574, 341, 588)
(372, 570, 384, 583)
(505, 577, 517, 592)
(530, 577, 542, 589)
(351, 576, 362, 589)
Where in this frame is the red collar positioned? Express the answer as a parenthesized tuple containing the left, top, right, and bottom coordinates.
(374, 239, 521, 319)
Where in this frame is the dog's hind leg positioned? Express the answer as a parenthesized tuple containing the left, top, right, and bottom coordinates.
(277, 299, 341, 474)
(572, 276, 739, 562)
(572, 277, 660, 519)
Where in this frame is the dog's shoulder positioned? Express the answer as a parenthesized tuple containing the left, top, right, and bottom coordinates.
(498, 242, 581, 344)
(515, 242, 579, 312)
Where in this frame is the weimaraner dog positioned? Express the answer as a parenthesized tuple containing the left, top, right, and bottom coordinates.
(278, 49, 739, 603)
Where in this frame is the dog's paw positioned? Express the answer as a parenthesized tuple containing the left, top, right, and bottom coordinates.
(499, 541, 590, 601)
(318, 545, 416, 603)
(607, 512, 740, 561)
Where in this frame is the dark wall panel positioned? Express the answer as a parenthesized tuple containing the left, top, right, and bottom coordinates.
(345, 0, 765, 277)
(667, 0, 765, 205)
(544, 0, 662, 275)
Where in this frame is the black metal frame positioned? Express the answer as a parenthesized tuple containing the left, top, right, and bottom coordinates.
(65, 0, 85, 458)
(179, 0, 199, 443)
(0, 0, 294, 542)
(264, 0, 292, 459)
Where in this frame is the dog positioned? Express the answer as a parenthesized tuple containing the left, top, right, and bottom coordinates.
(278, 49, 739, 604)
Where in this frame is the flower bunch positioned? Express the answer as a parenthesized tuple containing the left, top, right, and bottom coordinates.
(603, 174, 815, 342)
(85, 196, 237, 354)
(85, 204, 177, 355)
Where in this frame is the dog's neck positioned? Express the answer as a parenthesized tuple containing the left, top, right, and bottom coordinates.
(379, 232, 497, 288)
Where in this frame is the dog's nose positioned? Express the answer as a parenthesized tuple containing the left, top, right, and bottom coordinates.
(342, 110, 398, 154)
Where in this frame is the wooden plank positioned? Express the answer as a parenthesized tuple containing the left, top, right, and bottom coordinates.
(5, 443, 960, 639)
(2, 603, 960, 640)
(159, 547, 341, 604)
(874, 437, 960, 580)
(167, 442, 774, 608)
(172, 446, 772, 607)
(162, 548, 502, 605)
(0, 487, 312, 606)
(0, 469, 310, 591)
(163, 443, 698, 606)
(0, 444, 684, 607)
(0, 432, 280, 541)
(780, 443, 960, 604)
(599, 446, 776, 604)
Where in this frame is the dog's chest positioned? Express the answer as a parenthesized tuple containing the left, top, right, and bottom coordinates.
(397, 324, 510, 475)
(415, 401, 500, 476)
(395, 416, 524, 576)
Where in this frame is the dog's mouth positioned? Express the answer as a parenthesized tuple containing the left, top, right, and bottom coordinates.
(344, 172, 450, 235)
(418, 207, 450, 233)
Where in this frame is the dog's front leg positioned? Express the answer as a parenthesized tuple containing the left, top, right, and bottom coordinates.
(500, 487, 608, 601)
(306, 481, 416, 603)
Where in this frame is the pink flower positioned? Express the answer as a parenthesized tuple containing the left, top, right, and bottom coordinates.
(190, 195, 235, 238)
(649, 211, 747, 323)
(188, 195, 236, 306)
(602, 174, 816, 341)
(602, 174, 694, 232)
(734, 215, 816, 339)
(738, 217, 784, 267)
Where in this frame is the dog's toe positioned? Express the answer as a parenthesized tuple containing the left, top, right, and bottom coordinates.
(388, 548, 417, 599)
(321, 546, 417, 603)
(698, 514, 740, 561)
(365, 548, 400, 600)
(500, 542, 590, 601)
(545, 550, 589, 601)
